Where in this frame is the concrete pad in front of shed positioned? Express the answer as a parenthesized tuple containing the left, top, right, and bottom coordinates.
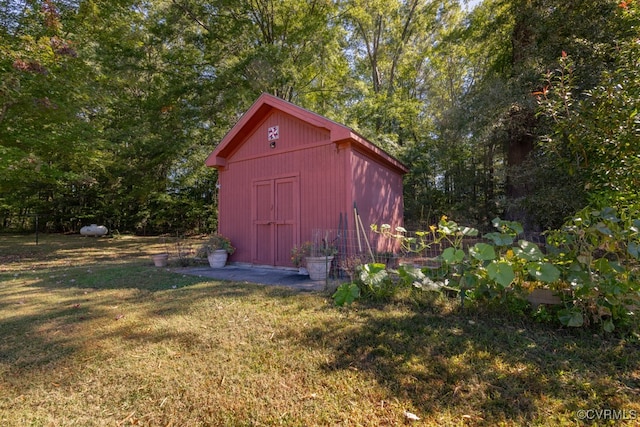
(177, 264, 326, 292)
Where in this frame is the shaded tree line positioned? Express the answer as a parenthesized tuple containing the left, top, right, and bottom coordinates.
(1, 0, 637, 234)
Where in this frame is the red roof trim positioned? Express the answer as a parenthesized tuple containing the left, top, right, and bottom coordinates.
(205, 93, 408, 174)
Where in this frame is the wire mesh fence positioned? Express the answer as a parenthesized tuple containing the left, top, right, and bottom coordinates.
(310, 227, 478, 280)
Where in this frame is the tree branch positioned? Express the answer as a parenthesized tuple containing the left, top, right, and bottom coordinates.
(170, 0, 211, 33)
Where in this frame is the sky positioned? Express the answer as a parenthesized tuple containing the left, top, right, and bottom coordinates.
(465, 0, 483, 11)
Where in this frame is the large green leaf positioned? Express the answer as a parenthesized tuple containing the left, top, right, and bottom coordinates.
(333, 283, 361, 306)
(359, 263, 388, 287)
(593, 257, 614, 274)
(438, 220, 459, 235)
(603, 319, 615, 333)
(460, 226, 479, 237)
(513, 240, 544, 262)
(483, 232, 514, 246)
(491, 217, 524, 235)
(397, 264, 424, 285)
(628, 241, 639, 259)
(487, 261, 515, 288)
(595, 222, 613, 237)
(527, 262, 561, 283)
(469, 243, 496, 261)
(558, 308, 584, 327)
(599, 207, 619, 223)
(441, 247, 465, 264)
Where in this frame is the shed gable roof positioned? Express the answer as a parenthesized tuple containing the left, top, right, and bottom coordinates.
(205, 93, 408, 174)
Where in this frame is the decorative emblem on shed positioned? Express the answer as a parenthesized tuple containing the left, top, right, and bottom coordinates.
(267, 125, 279, 141)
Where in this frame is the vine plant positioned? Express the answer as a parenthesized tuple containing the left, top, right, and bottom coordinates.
(333, 210, 640, 333)
(545, 207, 640, 331)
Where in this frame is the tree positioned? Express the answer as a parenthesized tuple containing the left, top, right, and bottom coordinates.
(0, 0, 104, 230)
(339, 0, 445, 153)
(450, 0, 632, 230)
(537, 2, 640, 213)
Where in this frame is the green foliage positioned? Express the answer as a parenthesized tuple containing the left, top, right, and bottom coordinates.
(526, 262, 560, 284)
(469, 243, 496, 261)
(0, 0, 108, 231)
(356, 263, 398, 302)
(1, 0, 637, 240)
(486, 261, 515, 288)
(557, 308, 584, 328)
(374, 210, 640, 333)
(0, 0, 222, 234)
(532, 305, 553, 323)
(441, 247, 464, 264)
(396, 264, 450, 294)
(332, 283, 361, 307)
(290, 242, 312, 268)
(196, 234, 235, 256)
(372, 216, 478, 257)
(513, 240, 543, 262)
(545, 207, 640, 330)
(536, 4, 640, 215)
(332, 262, 403, 306)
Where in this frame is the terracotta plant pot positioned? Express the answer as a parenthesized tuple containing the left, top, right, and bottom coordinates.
(152, 253, 169, 267)
(208, 250, 229, 268)
(306, 256, 334, 281)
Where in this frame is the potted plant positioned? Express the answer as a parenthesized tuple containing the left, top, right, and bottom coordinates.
(152, 237, 170, 267)
(291, 242, 312, 275)
(197, 234, 235, 268)
(152, 253, 169, 267)
(306, 238, 337, 281)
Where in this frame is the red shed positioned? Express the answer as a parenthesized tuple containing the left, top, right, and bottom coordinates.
(205, 93, 407, 267)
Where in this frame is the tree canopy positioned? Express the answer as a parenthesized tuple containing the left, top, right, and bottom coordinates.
(1, 0, 638, 234)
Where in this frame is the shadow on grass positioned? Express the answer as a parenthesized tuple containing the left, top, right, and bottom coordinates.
(3, 239, 639, 425)
(297, 298, 640, 425)
(0, 287, 131, 372)
(0, 234, 180, 270)
(0, 261, 305, 374)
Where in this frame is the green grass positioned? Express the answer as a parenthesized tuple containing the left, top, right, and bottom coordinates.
(1, 234, 639, 426)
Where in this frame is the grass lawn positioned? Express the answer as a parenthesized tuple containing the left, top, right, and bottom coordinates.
(1, 234, 639, 426)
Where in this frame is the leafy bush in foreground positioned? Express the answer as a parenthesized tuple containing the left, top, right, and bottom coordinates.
(545, 207, 640, 331)
(335, 209, 640, 333)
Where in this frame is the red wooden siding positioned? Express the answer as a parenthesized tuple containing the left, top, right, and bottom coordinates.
(351, 149, 404, 253)
(209, 93, 407, 267)
(275, 178, 296, 266)
(229, 110, 331, 162)
(218, 111, 348, 266)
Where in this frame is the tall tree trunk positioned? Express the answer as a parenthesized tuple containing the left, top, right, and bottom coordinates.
(504, 105, 536, 225)
(504, 0, 537, 225)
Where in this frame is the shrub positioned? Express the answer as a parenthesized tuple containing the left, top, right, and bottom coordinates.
(545, 207, 640, 331)
(366, 209, 640, 333)
(196, 234, 235, 257)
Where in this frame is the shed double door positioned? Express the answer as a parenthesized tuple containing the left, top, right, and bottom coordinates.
(252, 176, 299, 266)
